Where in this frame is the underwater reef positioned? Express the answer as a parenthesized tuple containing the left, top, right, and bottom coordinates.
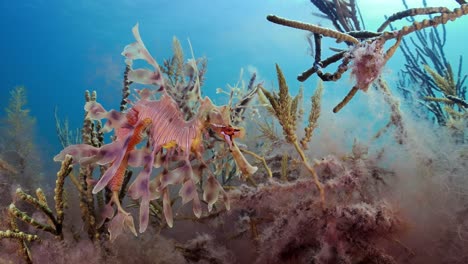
(1, 1, 468, 263)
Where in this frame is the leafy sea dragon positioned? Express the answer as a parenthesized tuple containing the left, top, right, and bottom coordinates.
(54, 24, 257, 240)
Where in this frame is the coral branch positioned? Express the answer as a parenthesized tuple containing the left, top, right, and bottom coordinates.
(268, 3, 468, 113)
(0, 230, 39, 242)
(8, 204, 56, 234)
(266, 15, 359, 44)
(55, 154, 73, 228)
(384, 5, 468, 41)
(377, 7, 451, 32)
(333, 86, 359, 113)
(15, 188, 59, 232)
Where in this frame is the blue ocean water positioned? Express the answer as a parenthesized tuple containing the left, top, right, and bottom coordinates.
(0, 0, 311, 168)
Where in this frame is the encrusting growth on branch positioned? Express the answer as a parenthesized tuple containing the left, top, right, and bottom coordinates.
(267, 15, 360, 44)
(333, 86, 359, 113)
(0, 230, 39, 242)
(0, 155, 73, 263)
(79, 90, 100, 240)
(377, 7, 451, 32)
(120, 65, 132, 112)
(8, 204, 56, 234)
(55, 154, 73, 229)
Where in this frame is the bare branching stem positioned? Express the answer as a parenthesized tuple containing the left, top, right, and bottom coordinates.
(292, 141, 325, 208)
(333, 86, 359, 113)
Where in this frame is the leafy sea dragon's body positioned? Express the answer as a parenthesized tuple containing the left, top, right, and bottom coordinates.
(54, 24, 257, 240)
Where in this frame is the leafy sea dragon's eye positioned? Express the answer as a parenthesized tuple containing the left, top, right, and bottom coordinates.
(209, 122, 255, 178)
(219, 125, 244, 148)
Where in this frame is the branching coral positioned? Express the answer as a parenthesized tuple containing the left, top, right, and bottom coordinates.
(0, 155, 72, 263)
(394, 1, 467, 128)
(420, 62, 468, 131)
(76, 90, 103, 241)
(267, 3, 468, 112)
